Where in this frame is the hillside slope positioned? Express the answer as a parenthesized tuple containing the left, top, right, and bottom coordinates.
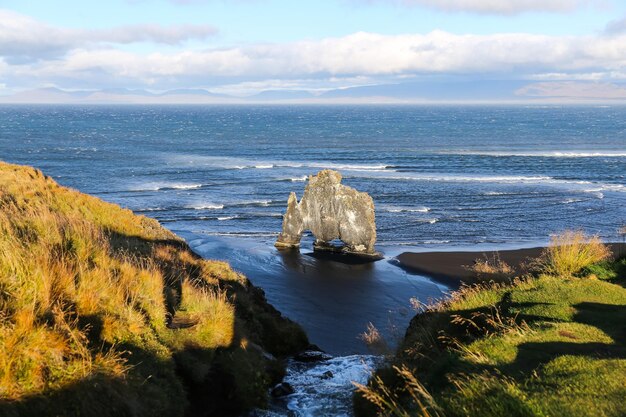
(0, 162, 308, 416)
(356, 242, 626, 416)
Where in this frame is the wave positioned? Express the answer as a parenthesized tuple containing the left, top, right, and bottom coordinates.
(169, 184, 203, 190)
(384, 206, 430, 213)
(346, 173, 624, 192)
(562, 198, 584, 204)
(130, 182, 203, 192)
(439, 151, 626, 158)
(136, 207, 167, 212)
(347, 172, 555, 184)
(583, 184, 625, 194)
(187, 204, 224, 210)
(217, 216, 237, 221)
(482, 191, 517, 196)
(306, 162, 390, 171)
(163, 153, 392, 172)
(229, 199, 276, 207)
(277, 175, 308, 182)
(415, 218, 439, 224)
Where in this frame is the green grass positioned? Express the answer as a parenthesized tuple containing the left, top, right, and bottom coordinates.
(356, 240, 626, 417)
(0, 161, 308, 416)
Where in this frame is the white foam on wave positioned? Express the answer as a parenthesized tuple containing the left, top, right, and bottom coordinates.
(562, 198, 584, 204)
(277, 175, 308, 182)
(129, 182, 203, 192)
(440, 151, 626, 158)
(385, 206, 430, 213)
(347, 173, 625, 194)
(583, 184, 625, 194)
(351, 172, 555, 184)
(217, 216, 236, 221)
(170, 184, 202, 190)
(163, 153, 391, 172)
(307, 162, 390, 171)
(187, 204, 224, 210)
(482, 191, 515, 196)
(237, 199, 272, 207)
(416, 218, 439, 224)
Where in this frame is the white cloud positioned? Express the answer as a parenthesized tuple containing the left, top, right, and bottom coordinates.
(362, 0, 600, 15)
(18, 31, 626, 80)
(0, 9, 217, 62)
(3, 14, 626, 92)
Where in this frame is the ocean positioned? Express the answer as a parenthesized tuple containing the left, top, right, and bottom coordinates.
(2, 104, 624, 248)
(1, 104, 625, 354)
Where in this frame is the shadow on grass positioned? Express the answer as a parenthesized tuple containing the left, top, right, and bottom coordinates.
(502, 301, 626, 378)
(0, 230, 308, 417)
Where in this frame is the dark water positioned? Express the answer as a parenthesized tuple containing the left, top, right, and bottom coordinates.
(1, 104, 625, 354)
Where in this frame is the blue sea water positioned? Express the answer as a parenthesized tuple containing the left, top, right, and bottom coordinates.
(2, 104, 626, 352)
(1, 104, 625, 248)
(2, 105, 625, 414)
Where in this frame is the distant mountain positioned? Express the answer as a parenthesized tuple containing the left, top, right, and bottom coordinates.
(159, 89, 227, 97)
(248, 90, 316, 101)
(321, 80, 529, 101)
(2, 81, 625, 104)
(99, 88, 155, 96)
(0, 87, 241, 104)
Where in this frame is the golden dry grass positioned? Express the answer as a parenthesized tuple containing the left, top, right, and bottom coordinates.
(465, 252, 514, 282)
(0, 161, 307, 416)
(360, 322, 390, 355)
(537, 230, 611, 277)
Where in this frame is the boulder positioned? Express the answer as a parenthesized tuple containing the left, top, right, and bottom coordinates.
(293, 350, 333, 363)
(275, 170, 379, 257)
(271, 382, 295, 398)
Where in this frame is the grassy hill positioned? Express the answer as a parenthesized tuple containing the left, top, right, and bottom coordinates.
(0, 162, 308, 416)
(356, 235, 626, 417)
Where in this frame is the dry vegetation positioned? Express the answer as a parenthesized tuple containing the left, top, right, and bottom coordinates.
(356, 232, 626, 417)
(536, 230, 612, 277)
(0, 162, 307, 417)
(465, 252, 514, 282)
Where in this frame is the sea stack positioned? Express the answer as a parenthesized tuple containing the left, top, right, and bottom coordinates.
(275, 169, 380, 257)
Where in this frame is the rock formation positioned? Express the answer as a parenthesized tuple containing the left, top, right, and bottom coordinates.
(275, 170, 379, 257)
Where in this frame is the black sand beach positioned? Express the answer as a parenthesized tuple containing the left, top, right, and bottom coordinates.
(397, 243, 626, 284)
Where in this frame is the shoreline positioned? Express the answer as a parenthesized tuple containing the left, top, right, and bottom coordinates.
(396, 242, 626, 285)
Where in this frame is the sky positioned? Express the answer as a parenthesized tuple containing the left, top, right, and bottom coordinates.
(2, 0, 626, 100)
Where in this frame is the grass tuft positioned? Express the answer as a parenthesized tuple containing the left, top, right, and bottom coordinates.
(537, 230, 611, 277)
(465, 253, 514, 282)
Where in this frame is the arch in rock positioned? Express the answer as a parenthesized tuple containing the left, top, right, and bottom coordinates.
(275, 170, 378, 256)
